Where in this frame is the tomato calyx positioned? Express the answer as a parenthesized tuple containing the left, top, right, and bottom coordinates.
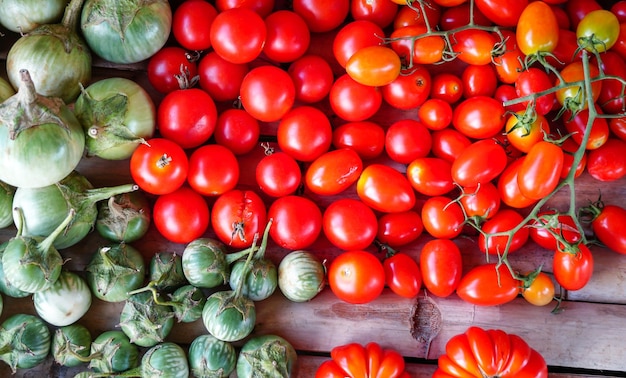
(174, 63, 200, 89)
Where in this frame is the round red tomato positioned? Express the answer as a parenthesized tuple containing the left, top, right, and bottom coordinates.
(333, 20, 385, 68)
(240, 65, 296, 123)
(263, 10, 311, 63)
(384, 251, 422, 298)
(327, 250, 385, 304)
(406, 157, 455, 197)
(418, 98, 453, 131)
(329, 73, 383, 122)
(305, 148, 363, 196)
(452, 96, 505, 139)
(152, 186, 210, 244)
(515, 68, 555, 116)
(211, 189, 267, 249)
(323, 198, 378, 251)
(451, 138, 507, 187)
(456, 263, 520, 306)
(381, 65, 432, 110)
(267, 195, 323, 250)
(478, 209, 529, 255)
(130, 138, 188, 195)
(430, 73, 463, 104)
(350, 0, 398, 28)
(385, 119, 432, 164)
(172, 0, 218, 51)
(215, 0, 275, 17)
(376, 210, 423, 247)
(421, 196, 465, 239)
(288, 54, 334, 104)
(157, 88, 217, 149)
(277, 106, 332, 162)
(356, 164, 416, 213)
(213, 108, 260, 155)
(187, 144, 239, 196)
(553, 243, 594, 291)
(197, 51, 249, 102)
(420, 239, 463, 297)
(255, 151, 302, 198)
(209, 7, 266, 64)
(147, 46, 197, 94)
(586, 138, 626, 182)
(293, 0, 349, 33)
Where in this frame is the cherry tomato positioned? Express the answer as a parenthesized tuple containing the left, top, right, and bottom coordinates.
(147, 46, 197, 94)
(346, 45, 401, 87)
(351, 0, 398, 29)
(211, 189, 267, 249)
(522, 271, 556, 307)
(215, 0, 275, 17)
(420, 239, 463, 297)
(288, 54, 334, 104)
(376, 210, 423, 247)
(130, 138, 188, 195)
(240, 65, 296, 123)
(197, 51, 249, 102)
(389, 25, 446, 65)
(329, 74, 383, 122)
(496, 156, 538, 209)
(263, 10, 311, 63)
(293, 0, 350, 33)
(328, 250, 385, 304)
(452, 96, 505, 139)
(439, 3, 492, 30)
(494, 46, 525, 84)
(385, 119, 432, 164)
(172, 0, 218, 51)
(451, 29, 497, 66)
(592, 51, 626, 115)
(255, 151, 302, 198)
(564, 105, 609, 150)
(187, 144, 239, 196)
(323, 198, 378, 251)
(586, 203, 626, 255)
(430, 128, 471, 163)
(478, 209, 529, 255)
(586, 138, 626, 182)
(392, 0, 441, 29)
(305, 148, 363, 196)
(152, 186, 210, 244)
(461, 64, 497, 98)
(333, 20, 385, 69)
(406, 157, 455, 197)
(612, 1, 626, 23)
(529, 211, 582, 251)
(505, 111, 550, 153)
(430, 72, 463, 104)
(418, 98, 453, 131)
(576, 10, 620, 53)
(209, 7, 266, 64)
(267, 195, 323, 250)
(421, 196, 465, 239)
(553, 243, 594, 291)
(459, 181, 501, 220)
(277, 106, 332, 162)
(515, 68, 556, 116)
(356, 164, 416, 213)
(451, 138, 507, 187)
(610, 117, 626, 142)
(474, 0, 527, 27)
(213, 109, 260, 156)
(555, 61, 601, 112)
(516, 1, 560, 56)
(565, 0, 602, 28)
(456, 263, 520, 306)
(332, 121, 386, 160)
(384, 251, 422, 298)
(560, 137, 587, 179)
(157, 88, 217, 149)
(381, 65, 432, 110)
(517, 141, 564, 200)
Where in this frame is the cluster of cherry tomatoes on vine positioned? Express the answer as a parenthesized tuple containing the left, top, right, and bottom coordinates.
(127, 0, 626, 312)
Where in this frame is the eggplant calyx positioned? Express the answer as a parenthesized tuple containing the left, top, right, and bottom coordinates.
(81, 0, 158, 41)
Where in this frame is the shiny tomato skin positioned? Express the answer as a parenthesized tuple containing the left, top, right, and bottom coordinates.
(316, 342, 407, 378)
(566, 0, 602, 28)
(515, 68, 556, 116)
(152, 186, 210, 244)
(328, 250, 386, 304)
(505, 111, 550, 154)
(172, 0, 218, 51)
(452, 96, 506, 139)
(147, 46, 197, 94)
(277, 106, 332, 162)
(187, 144, 239, 197)
(439, 3, 492, 30)
(430, 73, 463, 104)
(418, 98, 453, 131)
(288, 54, 334, 104)
(376, 210, 423, 247)
(332, 121, 386, 160)
(586, 138, 626, 182)
(323, 198, 378, 251)
(130, 138, 188, 195)
(329, 74, 383, 122)
(516, 1, 560, 56)
(456, 263, 520, 306)
(213, 108, 260, 156)
(215, 0, 275, 17)
(356, 164, 416, 213)
(385, 119, 432, 164)
(553, 243, 594, 291)
(475, 0, 527, 27)
(530, 211, 582, 251)
(430, 128, 471, 163)
(346, 45, 401, 87)
(255, 151, 302, 198)
(517, 141, 564, 200)
(240, 65, 296, 123)
(459, 181, 501, 220)
(389, 25, 446, 65)
(522, 271, 556, 307)
(610, 117, 626, 142)
(263, 10, 311, 63)
(350, 0, 398, 29)
(382, 65, 432, 110)
(393, 0, 441, 29)
(420, 239, 463, 297)
(333, 20, 385, 68)
(592, 51, 626, 115)
(590, 204, 626, 255)
(564, 106, 609, 150)
(576, 9, 620, 53)
(210, 189, 267, 249)
(451, 138, 507, 187)
(384, 252, 422, 298)
(496, 156, 538, 209)
(197, 51, 249, 102)
(305, 148, 363, 196)
(451, 29, 497, 66)
(478, 209, 529, 255)
(461, 64, 497, 98)
(406, 157, 455, 197)
(421, 196, 465, 239)
(267, 195, 323, 250)
(293, 0, 350, 33)
(209, 7, 266, 64)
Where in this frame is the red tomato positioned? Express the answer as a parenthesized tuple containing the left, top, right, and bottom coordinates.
(277, 106, 332, 162)
(456, 263, 520, 306)
(610, 117, 626, 142)
(263, 10, 311, 63)
(187, 144, 239, 196)
(461, 64, 497, 98)
(152, 186, 210, 244)
(420, 239, 463, 297)
(147, 46, 197, 94)
(430, 128, 471, 163)
(356, 164, 416, 213)
(430, 73, 463, 104)
(393, 0, 441, 29)
(329, 74, 383, 122)
(560, 137, 587, 179)
(328, 250, 385, 304)
(351, 0, 398, 28)
(255, 151, 302, 198)
(516, 1, 560, 56)
(555, 61, 601, 112)
(459, 181, 501, 220)
(215, 0, 275, 17)
(381, 65, 432, 110)
(333, 20, 385, 68)
(451, 29, 497, 66)
(494, 46, 525, 84)
(305, 148, 362, 196)
(496, 156, 538, 209)
(553, 243, 594, 291)
(332, 121, 386, 160)
(478, 209, 529, 255)
(383, 251, 422, 298)
(157, 88, 217, 149)
(376, 210, 423, 247)
(563, 106, 609, 150)
(452, 96, 505, 139)
(213, 109, 260, 156)
(240, 65, 296, 123)
(287, 54, 334, 104)
(316, 342, 407, 378)
(197, 51, 249, 102)
(474, 0, 527, 27)
(130, 138, 188, 195)
(172, 0, 218, 51)
(586, 138, 626, 182)
(612, 1, 626, 23)
(210, 189, 267, 249)
(591, 51, 626, 115)
(346, 45, 401, 87)
(515, 68, 555, 116)
(406, 157, 455, 197)
(293, 0, 350, 33)
(323, 198, 378, 250)
(267, 195, 323, 250)
(389, 25, 446, 65)
(566, 0, 602, 28)
(517, 141, 564, 200)
(385, 119, 432, 164)
(585, 203, 626, 255)
(439, 3, 492, 30)
(529, 211, 582, 251)
(435, 327, 548, 377)
(418, 98, 453, 131)
(451, 138, 507, 187)
(421, 196, 465, 239)
(209, 7, 266, 64)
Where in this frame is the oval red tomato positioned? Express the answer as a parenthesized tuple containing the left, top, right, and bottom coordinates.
(305, 148, 363, 196)
(420, 239, 463, 297)
(456, 263, 521, 306)
(356, 164, 416, 213)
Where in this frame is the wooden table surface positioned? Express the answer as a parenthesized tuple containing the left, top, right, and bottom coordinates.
(2, 2, 626, 377)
